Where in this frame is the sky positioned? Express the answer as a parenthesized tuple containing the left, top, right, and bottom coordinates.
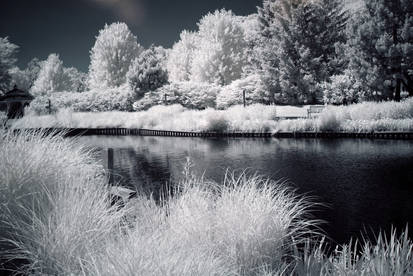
(0, 0, 262, 72)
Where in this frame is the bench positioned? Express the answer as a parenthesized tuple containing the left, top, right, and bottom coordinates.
(307, 105, 325, 118)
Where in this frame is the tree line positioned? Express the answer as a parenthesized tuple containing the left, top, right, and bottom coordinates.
(0, 0, 412, 110)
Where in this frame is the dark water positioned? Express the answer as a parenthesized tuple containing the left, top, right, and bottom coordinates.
(78, 136, 413, 247)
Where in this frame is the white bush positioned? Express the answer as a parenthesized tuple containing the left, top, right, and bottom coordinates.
(27, 85, 135, 114)
(216, 74, 268, 109)
(133, 81, 220, 110)
(322, 71, 361, 105)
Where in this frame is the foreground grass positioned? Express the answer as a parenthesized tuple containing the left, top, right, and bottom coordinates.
(0, 129, 127, 274)
(13, 98, 413, 133)
(1, 130, 413, 275)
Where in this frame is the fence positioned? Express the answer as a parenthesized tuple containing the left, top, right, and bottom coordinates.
(12, 128, 413, 140)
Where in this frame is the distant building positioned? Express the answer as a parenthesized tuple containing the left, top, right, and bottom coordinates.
(0, 85, 34, 119)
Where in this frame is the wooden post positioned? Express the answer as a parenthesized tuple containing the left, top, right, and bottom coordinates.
(47, 99, 52, 114)
(164, 93, 167, 104)
(243, 90, 246, 107)
(107, 148, 114, 185)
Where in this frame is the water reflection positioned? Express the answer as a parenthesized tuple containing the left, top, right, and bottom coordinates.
(78, 136, 413, 246)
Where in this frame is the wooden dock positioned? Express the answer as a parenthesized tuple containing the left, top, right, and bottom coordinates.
(12, 128, 413, 140)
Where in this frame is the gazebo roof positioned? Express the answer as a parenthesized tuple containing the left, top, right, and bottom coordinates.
(0, 85, 34, 102)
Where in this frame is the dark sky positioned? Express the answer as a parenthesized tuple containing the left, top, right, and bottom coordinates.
(0, 0, 262, 72)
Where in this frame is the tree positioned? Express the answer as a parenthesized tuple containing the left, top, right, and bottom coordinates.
(346, 0, 413, 101)
(26, 58, 42, 87)
(63, 67, 87, 92)
(0, 37, 18, 94)
(31, 54, 66, 95)
(88, 22, 143, 90)
(256, 0, 349, 104)
(9, 67, 31, 91)
(10, 58, 43, 91)
(166, 30, 198, 82)
(127, 45, 169, 97)
(190, 9, 248, 86)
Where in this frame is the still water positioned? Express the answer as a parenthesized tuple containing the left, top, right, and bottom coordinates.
(77, 136, 413, 246)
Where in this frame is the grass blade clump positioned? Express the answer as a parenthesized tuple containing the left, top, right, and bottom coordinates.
(292, 227, 413, 275)
(0, 129, 126, 275)
(92, 165, 319, 275)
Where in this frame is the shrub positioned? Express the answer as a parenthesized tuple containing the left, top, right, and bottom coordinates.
(322, 71, 361, 105)
(26, 85, 135, 114)
(216, 74, 269, 109)
(206, 115, 229, 133)
(133, 81, 219, 110)
(318, 108, 341, 132)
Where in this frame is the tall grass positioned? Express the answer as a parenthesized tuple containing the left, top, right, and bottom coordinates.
(90, 166, 320, 276)
(294, 228, 413, 275)
(0, 129, 127, 275)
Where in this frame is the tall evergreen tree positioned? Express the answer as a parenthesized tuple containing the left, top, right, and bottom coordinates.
(256, 0, 349, 104)
(347, 0, 413, 101)
(127, 45, 169, 97)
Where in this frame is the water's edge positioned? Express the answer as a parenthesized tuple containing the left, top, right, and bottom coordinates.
(12, 127, 413, 139)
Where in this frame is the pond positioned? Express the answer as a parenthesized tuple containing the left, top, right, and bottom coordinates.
(77, 136, 413, 247)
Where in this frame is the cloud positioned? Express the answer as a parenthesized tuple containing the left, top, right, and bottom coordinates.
(88, 0, 146, 26)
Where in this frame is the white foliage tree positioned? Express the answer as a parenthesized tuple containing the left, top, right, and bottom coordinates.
(9, 67, 31, 91)
(31, 54, 66, 95)
(11, 58, 42, 91)
(63, 67, 87, 92)
(191, 9, 248, 86)
(88, 22, 143, 89)
(166, 31, 198, 82)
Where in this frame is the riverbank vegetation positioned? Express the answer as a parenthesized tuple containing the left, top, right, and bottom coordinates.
(1, 129, 412, 275)
(13, 98, 413, 133)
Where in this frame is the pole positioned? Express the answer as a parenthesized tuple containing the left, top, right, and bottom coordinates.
(107, 148, 114, 185)
(243, 90, 246, 107)
(47, 99, 51, 114)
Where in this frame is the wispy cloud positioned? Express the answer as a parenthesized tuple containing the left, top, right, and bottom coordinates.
(88, 0, 146, 26)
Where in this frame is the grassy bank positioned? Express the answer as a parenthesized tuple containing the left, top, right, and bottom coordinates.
(1, 130, 412, 275)
(13, 98, 413, 133)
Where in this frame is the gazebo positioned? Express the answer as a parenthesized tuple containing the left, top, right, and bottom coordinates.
(0, 85, 34, 119)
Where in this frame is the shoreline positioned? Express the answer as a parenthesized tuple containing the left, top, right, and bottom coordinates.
(11, 127, 413, 139)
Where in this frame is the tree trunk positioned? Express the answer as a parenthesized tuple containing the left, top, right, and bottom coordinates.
(395, 78, 401, 102)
